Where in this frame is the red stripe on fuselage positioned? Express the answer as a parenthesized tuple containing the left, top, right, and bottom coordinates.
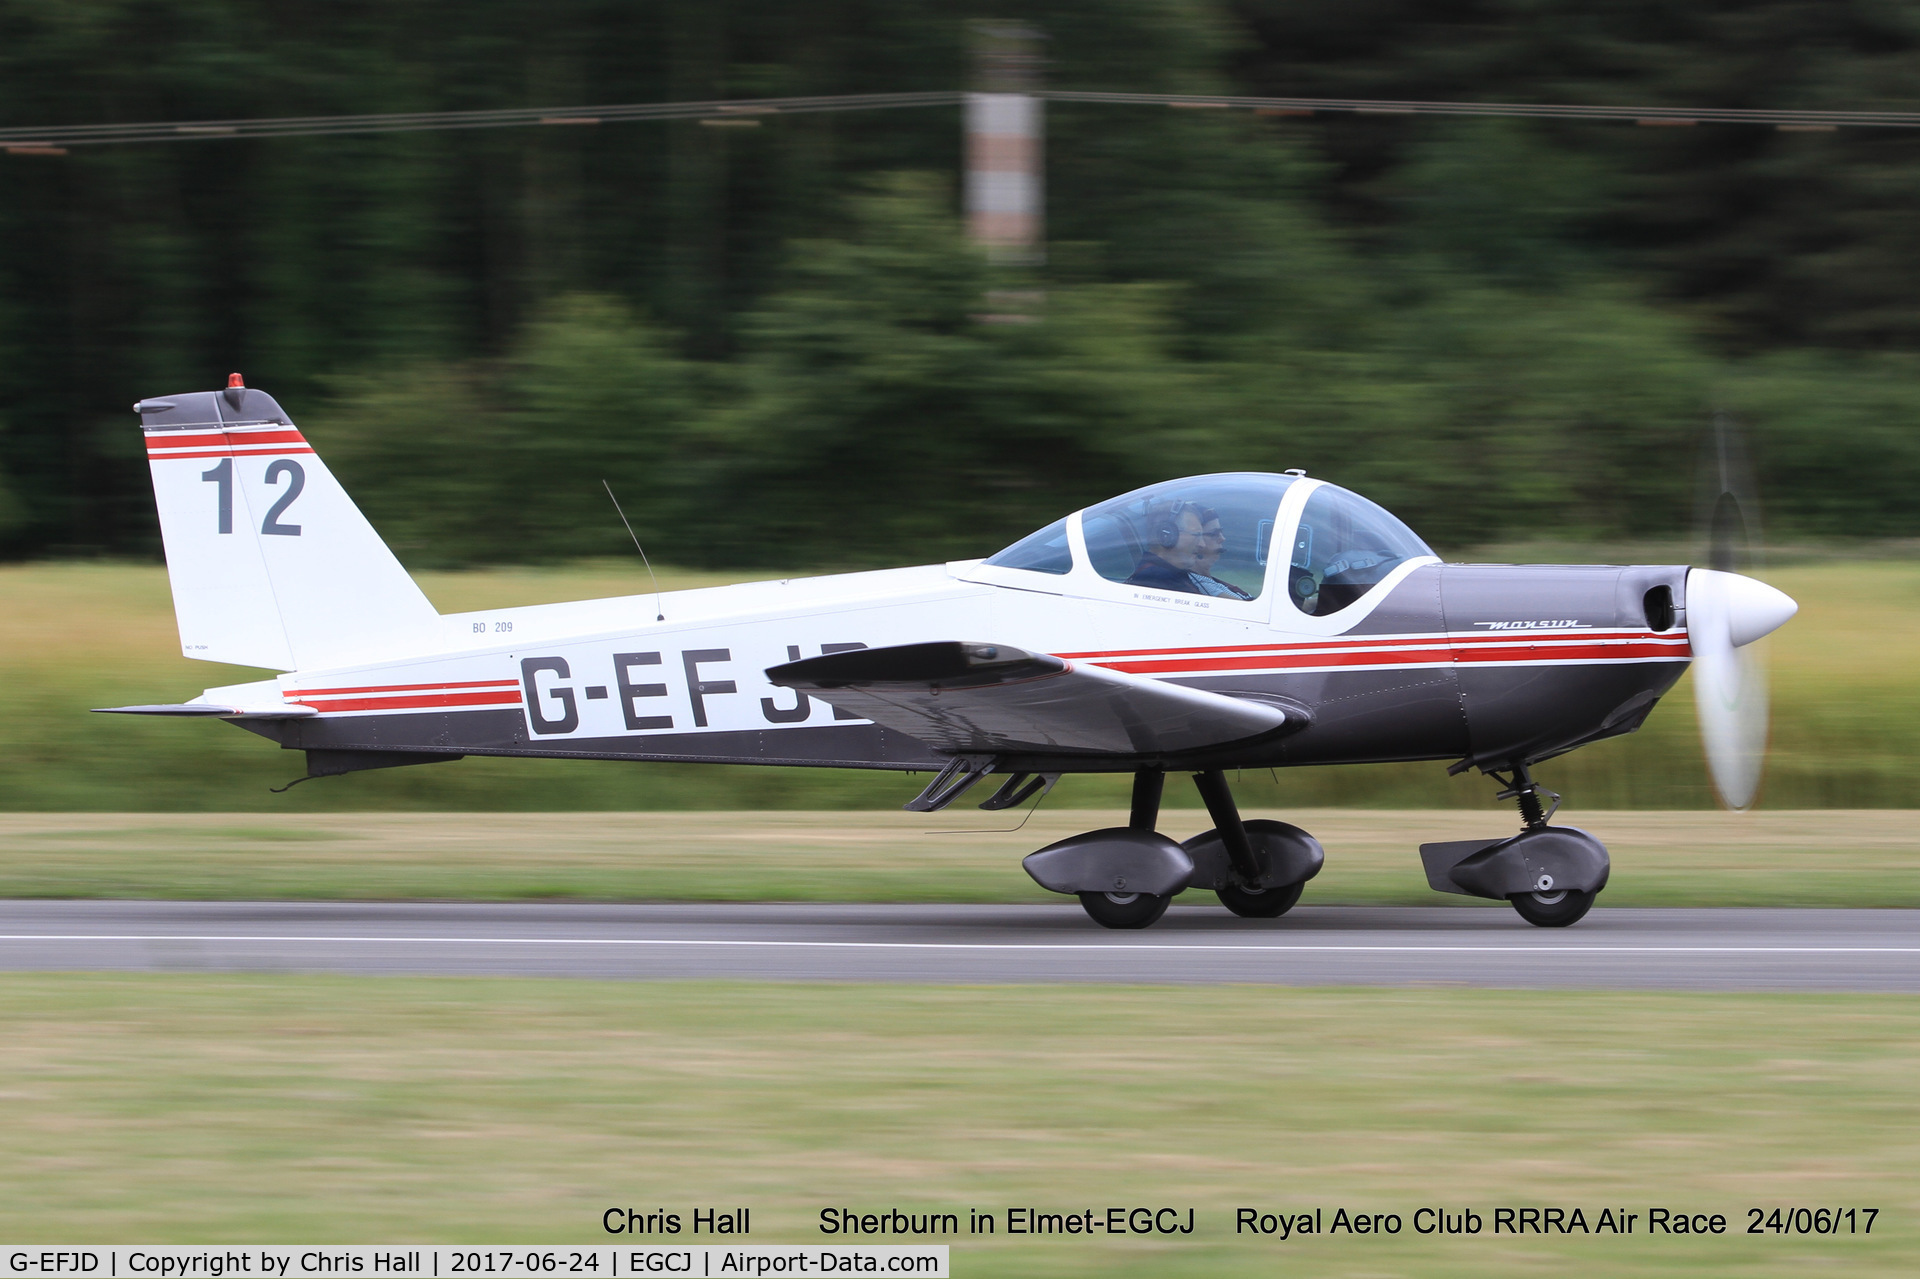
(1056, 629, 1670, 661)
(1104, 646, 1456, 675)
(1082, 632, 1690, 676)
(288, 689, 524, 713)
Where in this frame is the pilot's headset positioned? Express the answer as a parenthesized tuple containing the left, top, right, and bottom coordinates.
(1151, 500, 1204, 549)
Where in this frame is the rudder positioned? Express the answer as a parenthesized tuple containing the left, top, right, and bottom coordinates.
(137, 377, 439, 671)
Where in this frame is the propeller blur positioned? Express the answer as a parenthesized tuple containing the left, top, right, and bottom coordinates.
(1687, 569, 1798, 810)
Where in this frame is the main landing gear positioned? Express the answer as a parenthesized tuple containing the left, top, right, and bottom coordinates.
(1076, 888, 1174, 930)
(1024, 768, 1325, 930)
(1073, 770, 1178, 930)
(1417, 763, 1611, 927)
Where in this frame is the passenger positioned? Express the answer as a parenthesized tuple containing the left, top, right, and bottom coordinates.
(1125, 501, 1253, 599)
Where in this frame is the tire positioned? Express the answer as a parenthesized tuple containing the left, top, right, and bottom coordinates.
(1077, 890, 1172, 929)
(1216, 880, 1305, 919)
(1508, 888, 1597, 928)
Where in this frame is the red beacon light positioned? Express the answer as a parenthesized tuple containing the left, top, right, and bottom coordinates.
(228, 373, 244, 388)
(222, 371, 247, 410)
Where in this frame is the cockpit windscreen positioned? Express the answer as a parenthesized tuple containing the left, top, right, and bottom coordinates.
(1287, 484, 1434, 615)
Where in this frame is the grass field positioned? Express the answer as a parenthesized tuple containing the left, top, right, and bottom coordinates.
(1, 808, 1916, 906)
(6, 560, 1912, 1279)
(2, 556, 1915, 811)
(0, 975, 1912, 1275)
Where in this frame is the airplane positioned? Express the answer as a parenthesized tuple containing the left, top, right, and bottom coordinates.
(101, 375, 1800, 930)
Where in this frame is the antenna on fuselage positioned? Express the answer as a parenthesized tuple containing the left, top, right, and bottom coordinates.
(603, 480, 666, 622)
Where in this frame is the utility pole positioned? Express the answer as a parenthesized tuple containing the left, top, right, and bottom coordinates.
(967, 22, 1045, 263)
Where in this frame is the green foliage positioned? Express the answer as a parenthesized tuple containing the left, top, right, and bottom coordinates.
(304, 362, 510, 566)
(315, 295, 705, 566)
(506, 294, 706, 557)
(1729, 351, 1920, 539)
(1226, 0, 1920, 346)
(6, 0, 1920, 569)
(1389, 118, 1618, 289)
(1197, 279, 1716, 547)
(306, 158, 1920, 566)
(703, 175, 1202, 564)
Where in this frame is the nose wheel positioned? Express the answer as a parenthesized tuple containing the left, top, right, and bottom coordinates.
(1508, 887, 1596, 927)
(1493, 763, 1603, 928)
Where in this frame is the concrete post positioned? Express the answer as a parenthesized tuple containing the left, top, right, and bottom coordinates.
(967, 22, 1044, 263)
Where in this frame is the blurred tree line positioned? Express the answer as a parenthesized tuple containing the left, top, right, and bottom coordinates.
(5, 0, 1920, 569)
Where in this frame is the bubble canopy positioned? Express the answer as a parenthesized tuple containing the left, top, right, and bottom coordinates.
(984, 473, 1435, 611)
(987, 473, 1297, 600)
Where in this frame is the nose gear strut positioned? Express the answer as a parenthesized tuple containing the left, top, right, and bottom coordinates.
(1486, 760, 1561, 831)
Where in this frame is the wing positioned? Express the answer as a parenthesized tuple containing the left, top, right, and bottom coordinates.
(766, 641, 1304, 758)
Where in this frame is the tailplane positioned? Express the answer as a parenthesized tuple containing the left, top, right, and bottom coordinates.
(136, 376, 439, 671)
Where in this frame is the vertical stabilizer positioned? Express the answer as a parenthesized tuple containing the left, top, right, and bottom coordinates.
(136, 379, 439, 671)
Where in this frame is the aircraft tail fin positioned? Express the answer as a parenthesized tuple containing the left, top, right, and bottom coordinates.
(136, 378, 440, 672)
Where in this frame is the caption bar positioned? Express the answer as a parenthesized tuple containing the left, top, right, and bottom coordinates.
(3, 1250, 947, 1279)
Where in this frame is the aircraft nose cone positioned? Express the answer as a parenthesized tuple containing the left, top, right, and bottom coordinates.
(1716, 571, 1799, 647)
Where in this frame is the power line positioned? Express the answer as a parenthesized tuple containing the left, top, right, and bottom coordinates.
(0, 91, 964, 150)
(1043, 90, 1906, 131)
(7, 87, 1918, 153)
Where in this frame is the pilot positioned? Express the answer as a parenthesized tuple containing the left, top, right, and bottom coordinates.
(1125, 501, 1253, 599)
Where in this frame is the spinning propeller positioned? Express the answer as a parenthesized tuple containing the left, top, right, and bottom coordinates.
(1689, 415, 1798, 810)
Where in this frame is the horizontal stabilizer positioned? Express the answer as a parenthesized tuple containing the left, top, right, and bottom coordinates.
(768, 640, 1303, 758)
(93, 703, 317, 719)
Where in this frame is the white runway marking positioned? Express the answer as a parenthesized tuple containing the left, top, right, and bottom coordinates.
(6, 934, 1920, 955)
(8, 903, 1920, 989)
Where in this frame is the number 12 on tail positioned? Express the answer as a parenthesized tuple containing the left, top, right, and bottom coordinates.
(201, 457, 305, 536)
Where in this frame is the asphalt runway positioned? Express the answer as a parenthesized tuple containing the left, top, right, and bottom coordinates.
(3, 899, 1920, 990)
